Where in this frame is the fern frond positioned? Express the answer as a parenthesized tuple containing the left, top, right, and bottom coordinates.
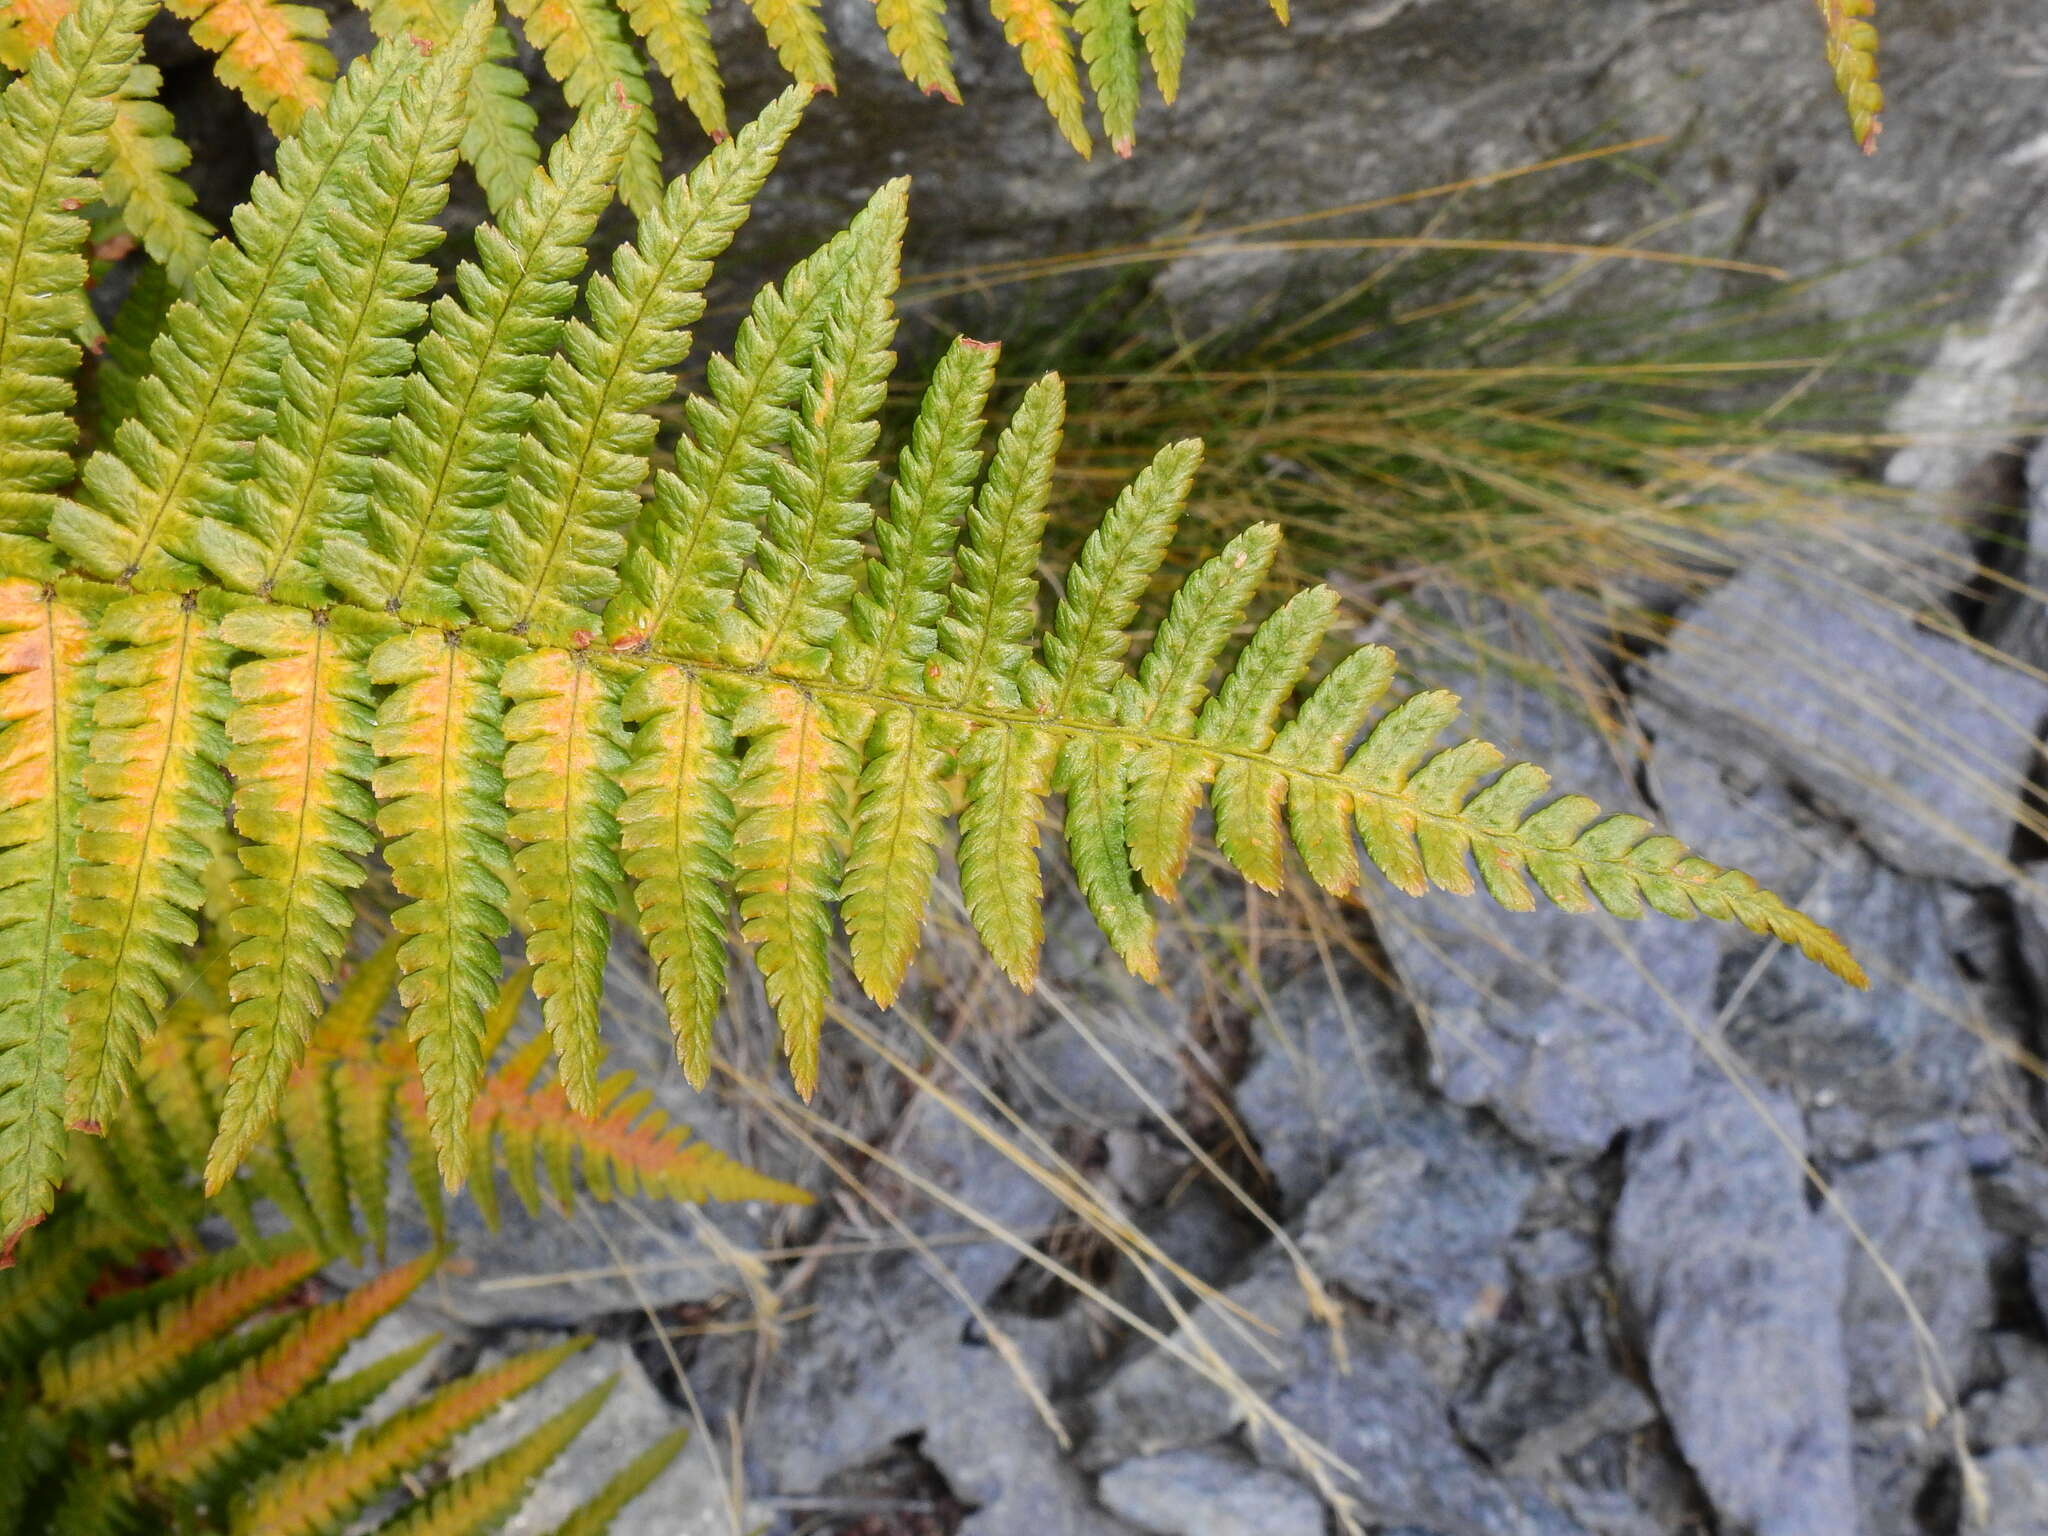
(369, 1377, 613, 1536)
(63, 589, 231, 1134)
(987, 0, 1089, 156)
(0, 54, 1867, 1189)
(0, 583, 102, 1257)
(544, 1427, 688, 1536)
(0, 0, 151, 545)
(163, 0, 335, 132)
(1814, 0, 1881, 152)
(502, 0, 662, 213)
(231, 1339, 586, 1536)
(128, 1251, 436, 1491)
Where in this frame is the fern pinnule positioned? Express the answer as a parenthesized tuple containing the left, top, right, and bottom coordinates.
(544, 1428, 690, 1536)
(1814, 0, 1881, 151)
(230, 1338, 588, 1536)
(743, 0, 831, 90)
(874, 0, 957, 102)
(101, 69, 216, 285)
(619, 0, 725, 136)
(63, 589, 232, 1134)
(1072, 0, 1139, 155)
(988, 0, 1091, 156)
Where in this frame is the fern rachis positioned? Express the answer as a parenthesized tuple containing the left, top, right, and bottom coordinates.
(0, 2, 1865, 1257)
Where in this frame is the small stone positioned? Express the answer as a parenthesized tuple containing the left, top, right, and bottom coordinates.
(1097, 1446, 1323, 1536)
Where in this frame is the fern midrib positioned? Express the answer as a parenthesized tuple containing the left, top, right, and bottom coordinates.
(54, 573, 1775, 919)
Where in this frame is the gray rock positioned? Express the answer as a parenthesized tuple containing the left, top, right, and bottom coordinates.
(1613, 1077, 1859, 1536)
(1233, 960, 1538, 1331)
(1834, 1132, 1993, 1421)
(1454, 1337, 1658, 1477)
(1297, 1137, 1535, 1335)
(451, 1337, 744, 1536)
(1245, 1325, 1585, 1536)
(1970, 1335, 2048, 1451)
(1637, 556, 2048, 885)
(1096, 1446, 1323, 1536)
(1970, 1444, 2048, 1536)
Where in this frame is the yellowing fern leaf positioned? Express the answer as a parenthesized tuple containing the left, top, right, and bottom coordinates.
(0, 41, 1867, 1241)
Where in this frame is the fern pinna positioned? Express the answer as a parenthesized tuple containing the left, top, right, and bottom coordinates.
(1812, 0, 1881, 152)
(0, 0, 1865, 1256)
(0, 1222, 687, 1536)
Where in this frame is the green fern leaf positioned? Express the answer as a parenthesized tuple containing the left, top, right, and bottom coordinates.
(605, 198, 874, 656)
(232, 1339, 586, 1536)
(326, 94, 633, 626)
(1073, 0, 1140, 155)
(128, 1250, 436, 1493)
(94, 260, 175, 438)
(103, 70, 215, 287)
(0, 0, 151, 546)
(500, 648, 626, 1113)
(725, 178, 904, 674)
(1814, 0, 1881, 151)
(204, 604, 381, 1191)
(743, 0, 831, 89)
(369, 1377, 613, 1536)
(369, 628, 514, 1188)
(544, 1427, 689, 1536)
(460, 83, 807, 645)
(1130, 0, 1190, 100)
(49, 26, 427, 588)
(873, 0, 956, 101)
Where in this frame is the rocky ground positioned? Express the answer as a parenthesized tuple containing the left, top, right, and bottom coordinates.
(123, 0, 2048, 1531)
